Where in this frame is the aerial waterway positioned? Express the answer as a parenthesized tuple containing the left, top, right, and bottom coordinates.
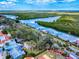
(4, 15, 79, 42)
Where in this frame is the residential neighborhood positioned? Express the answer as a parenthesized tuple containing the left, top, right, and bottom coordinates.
(0, 0, 79, 58)
(0, 13, 79, 59)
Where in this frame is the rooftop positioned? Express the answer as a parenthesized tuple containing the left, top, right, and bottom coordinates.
(24, 57, 34, 59)
(0, 31, 11, 44)
(38, 54, 51, 59)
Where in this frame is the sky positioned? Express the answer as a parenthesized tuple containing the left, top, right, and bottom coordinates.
(0, 0, 79, 10)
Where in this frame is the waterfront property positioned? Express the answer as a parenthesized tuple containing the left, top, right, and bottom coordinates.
(20, 16, 79, 43)
(0, 14, 79, 59)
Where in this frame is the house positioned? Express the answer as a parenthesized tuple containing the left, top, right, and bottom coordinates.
(8, 48, 25, 59)
(0, 30, 25, 59)
(4, 40, 25, 59)
(69, 52, 79, 59)
(76, 40, 79, 45)
(65, 56, 73, 59)
(0, 25, 5, 30)
(37, 55, 51, 59)
(0, 53, 3, 59)
(24, 43, 32, 49)
(0, 31, 11, 44)
(0, 31, 4, 36)
(0, 48, 3, 59)
(0, 48, 7, 59)
(0, 15, 5, 20)
(24, 57, 34, 59)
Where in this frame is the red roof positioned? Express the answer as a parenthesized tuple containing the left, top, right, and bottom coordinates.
(24, 57, 34, 59)
(0, 32, 4, 36)
(0, 31, 11, 44)
(4, 35, 11, 40)
(66, 57, 73, 59)
(76, 40, 79, 44)
(38, 56, 46, 59)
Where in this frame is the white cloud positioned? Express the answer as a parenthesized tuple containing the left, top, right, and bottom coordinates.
(0, 1, 16, 8)
(64, 0, 76, 2)
(0, 1, 12, 5)
(25, 0, 76, 4)
(36, 0, 56, 3)
(25, 0, 56, 4)
(0, 0, 17, 6)
(25, 0, 34, 4)
(7, 0, 17, 2)
(55, 0, 76, 2)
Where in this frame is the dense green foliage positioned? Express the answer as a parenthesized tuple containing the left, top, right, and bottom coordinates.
(0, 12, 79, 58)
(16, 13, 55, 20)
(0, 17, 53, 59)
(37, 15, 79, 36)
(1, 12, 56, 20)
(0, 16, 54, 56)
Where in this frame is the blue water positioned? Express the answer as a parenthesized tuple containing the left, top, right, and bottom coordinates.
(3, 15, 79, 42)
(3, 15, 18, 20)
(3, 15, 79, 59)
(20, 16, 79, 43)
